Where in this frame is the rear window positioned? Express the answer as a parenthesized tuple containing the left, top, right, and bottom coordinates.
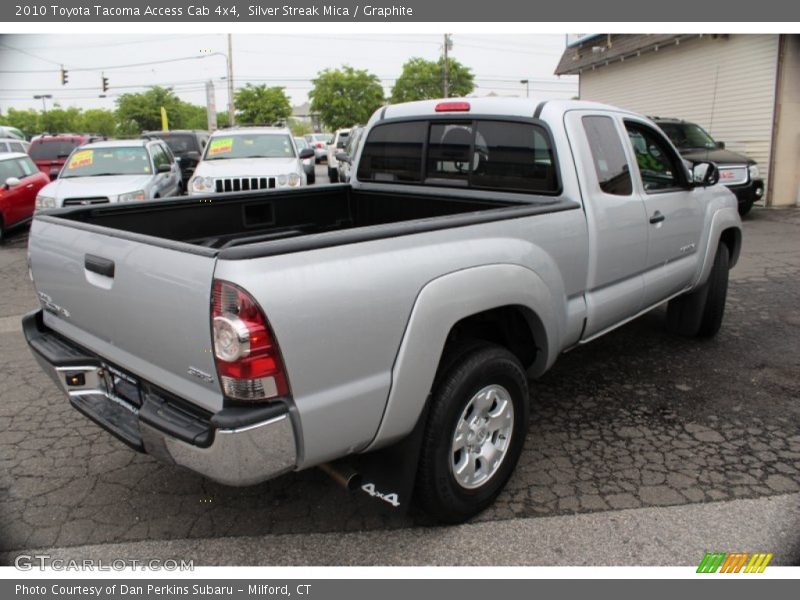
(357, 121, 427, 183)
(29, 140, 80, 161)
(358, 119, 559, 194)
(154, 134, 200, 155)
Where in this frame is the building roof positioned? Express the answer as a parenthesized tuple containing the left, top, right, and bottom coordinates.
(555, 34, 701, 75)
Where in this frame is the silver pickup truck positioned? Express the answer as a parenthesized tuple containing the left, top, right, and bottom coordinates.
(25, 98, 742, 523)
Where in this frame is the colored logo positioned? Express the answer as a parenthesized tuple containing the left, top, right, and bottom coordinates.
(697, 552, 773, 573)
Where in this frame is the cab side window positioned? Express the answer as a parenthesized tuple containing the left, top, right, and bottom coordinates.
(624, 122, 685, 192)
(151, 145, 171, 169)
(582, 116, 632, 196)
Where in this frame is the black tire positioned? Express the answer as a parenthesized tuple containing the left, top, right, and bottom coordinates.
(328, 167, 338, 183)
(307, 170, 315, 185)
(0, 217, 5, 245)
(666, 244, 729, 338)
(738, 200, 754, 217)
(416, 343, 529, 523)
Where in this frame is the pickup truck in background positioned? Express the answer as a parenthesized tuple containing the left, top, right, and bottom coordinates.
(25, 98, 742, 523)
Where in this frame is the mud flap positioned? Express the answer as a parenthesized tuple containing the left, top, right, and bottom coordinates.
(333, 403, 430, 514)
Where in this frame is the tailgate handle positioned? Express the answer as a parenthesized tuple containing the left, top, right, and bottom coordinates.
(85, 255, 115, 278)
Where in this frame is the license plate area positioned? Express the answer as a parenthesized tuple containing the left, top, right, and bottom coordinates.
(99, 362, 142, 409)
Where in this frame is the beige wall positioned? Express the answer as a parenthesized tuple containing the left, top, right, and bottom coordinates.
(579, 35, 780, 202)
(770, 35, 800, 207)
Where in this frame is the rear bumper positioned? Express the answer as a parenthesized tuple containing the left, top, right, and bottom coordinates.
(23, 310, 297, 486)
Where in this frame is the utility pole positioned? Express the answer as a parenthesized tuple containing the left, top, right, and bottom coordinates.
(206, 80, 218, 131)
(443, 33, 451, 98)
(227, 34, 235, 127)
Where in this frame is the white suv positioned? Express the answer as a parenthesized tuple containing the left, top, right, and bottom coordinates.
(326, 128, 351, 183)
(189, 127, 314, 195)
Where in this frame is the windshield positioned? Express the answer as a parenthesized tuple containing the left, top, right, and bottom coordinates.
(155, 134, 199, 156)
(203, 134, 295, 160)
(60, 147, 152, 178)
(657, 122, 716, 150)
(29, 140, 81, 161)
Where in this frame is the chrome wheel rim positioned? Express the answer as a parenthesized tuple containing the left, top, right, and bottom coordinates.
(450, 384, 515, 490)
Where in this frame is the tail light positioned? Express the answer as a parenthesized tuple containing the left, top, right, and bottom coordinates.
(211, 280, 289, 402)
(435, 101, 470, 112)
(315, 142, 324, 148)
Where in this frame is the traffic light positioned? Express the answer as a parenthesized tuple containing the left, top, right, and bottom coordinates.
(101, 74, 109, 93)
(60, 66, 68, 85)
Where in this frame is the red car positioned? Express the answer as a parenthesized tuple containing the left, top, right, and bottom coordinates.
(28, 134, 105, 180)
(0, 153, 50, 243)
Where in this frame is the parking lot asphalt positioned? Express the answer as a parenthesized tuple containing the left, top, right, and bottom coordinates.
(1, 195, 799, 566)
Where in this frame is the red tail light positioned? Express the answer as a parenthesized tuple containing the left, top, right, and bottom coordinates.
(435, 101, 470, 112)
(315, 142, 324, 148)
(211, 280, 289, 401)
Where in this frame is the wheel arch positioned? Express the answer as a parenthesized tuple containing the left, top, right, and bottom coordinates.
(364, 263, 561, 452)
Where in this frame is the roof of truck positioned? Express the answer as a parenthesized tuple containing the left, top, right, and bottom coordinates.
(373, 97, 639, 124)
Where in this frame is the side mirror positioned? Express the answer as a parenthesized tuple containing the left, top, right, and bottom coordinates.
(157, 163, 172, 173)
(49, 168, 60, 180)
(691, 161, 720, 187)
(336, 140, 346, 149)
(715, 141, 725, 150)
(298, 148, 315, 160)
(4, 176, 21, 189)
(335, 151, 351, 164)
(185, 150, 201, 160)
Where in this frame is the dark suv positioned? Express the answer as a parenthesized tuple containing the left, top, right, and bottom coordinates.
(141, 130, 209, 193)
(652, 118, 764, 216)
(29, 134, 106, 180)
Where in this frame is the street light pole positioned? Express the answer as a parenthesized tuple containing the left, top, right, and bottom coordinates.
(33, 94, 52, 117)
(520, 79, 530, 98)
(201, 45, 235, 128)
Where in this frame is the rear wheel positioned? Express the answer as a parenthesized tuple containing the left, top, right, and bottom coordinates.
(738, 200, 754, 217)
(666, 243, 730, 338)
(416, 343, 529, 523)
(327, 167, 337, 183)
(0, 216, 5, 245)
(307, 170, 315, 185)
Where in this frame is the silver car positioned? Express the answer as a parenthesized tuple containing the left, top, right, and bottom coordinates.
(35, 139, 181, 209)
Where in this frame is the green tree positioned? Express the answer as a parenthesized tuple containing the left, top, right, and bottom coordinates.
(0, 108, 41, 137)
(234, 84, 291, 126)
(77, 109, 117, 137)
(309, 66, 384, 131)
(288, 119, 313, 136)
(390, 57, 475, 103)
(40, 106, 82, 134)
(115, 86, 187, 132)
(181, 104, 209, 130)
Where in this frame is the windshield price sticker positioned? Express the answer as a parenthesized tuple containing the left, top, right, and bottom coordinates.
(208, 138, 233, 155)
(68, 150, 93, 169)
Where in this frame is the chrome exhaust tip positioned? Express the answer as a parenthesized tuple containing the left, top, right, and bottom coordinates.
(318, 462, 362, 491)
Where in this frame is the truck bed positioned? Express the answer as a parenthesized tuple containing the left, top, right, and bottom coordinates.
(37, 185, 574, 259)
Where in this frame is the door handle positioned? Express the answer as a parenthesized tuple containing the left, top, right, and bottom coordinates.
(649, 211, 665, 224)
(85, 254, 115, 278)
(26, 184, 34, 188)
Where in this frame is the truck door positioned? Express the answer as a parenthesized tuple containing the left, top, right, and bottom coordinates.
(621, 119, 705, 307)
(564, 111, 649, 339)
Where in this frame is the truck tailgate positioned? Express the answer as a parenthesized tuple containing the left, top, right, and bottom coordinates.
(28, 218, 223, 413)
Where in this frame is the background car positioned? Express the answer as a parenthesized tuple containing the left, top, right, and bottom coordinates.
(294, 136, 316, 184)
(304, 133, 333, 163)
(327, 129, 350, 183)
(142, 129, 209, 194)
(0, 126, 26, 141)
(28, 134, 106, 180)
(0, 152, 49, 243)
(335, 125, 365, 183)
(652, 117, 764, 216)
(0, 138, 30, 154)
(34, 139, 181, 209)
(189, 127, 315, 195)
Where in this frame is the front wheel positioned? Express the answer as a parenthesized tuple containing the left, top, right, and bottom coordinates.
(416, 344, 529, 523)
(307, 170, 315, 185)
(327, 167, 338, 183)
(666, 243, 730, 338)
